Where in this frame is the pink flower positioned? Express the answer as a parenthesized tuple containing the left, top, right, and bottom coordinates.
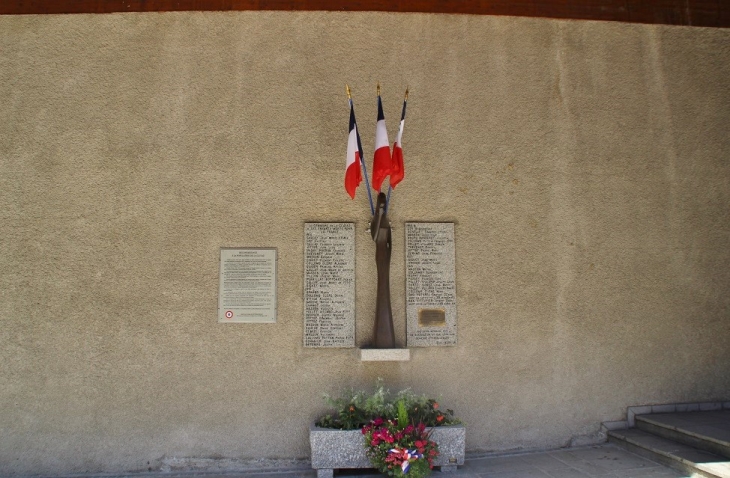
(404, 424, 414, 433)
(386, 451, 402, 463)
(373, 417, 384, 426)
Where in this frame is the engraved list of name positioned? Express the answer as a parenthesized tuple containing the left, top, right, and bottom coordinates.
(406, 223, 457, 346)
(304, 223, 355, 348)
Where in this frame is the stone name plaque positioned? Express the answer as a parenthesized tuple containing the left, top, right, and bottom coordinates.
(218, 248, 277, 323)
(406, 223, 457, 346)
(304, 223, 355, 348)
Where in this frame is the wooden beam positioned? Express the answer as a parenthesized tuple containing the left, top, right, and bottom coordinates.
(0, 0, 727, 28)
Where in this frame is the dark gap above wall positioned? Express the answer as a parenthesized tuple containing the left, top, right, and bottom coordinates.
(1, 0, 728, 28)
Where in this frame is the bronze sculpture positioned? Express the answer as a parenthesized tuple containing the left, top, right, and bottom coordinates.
(370, 192, 396, 348)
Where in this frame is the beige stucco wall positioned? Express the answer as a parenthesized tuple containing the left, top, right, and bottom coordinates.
(1, 11, 729, 475)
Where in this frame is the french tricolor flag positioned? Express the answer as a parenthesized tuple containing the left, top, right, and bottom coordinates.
(389, 89, 407, 189)
(371, 94, 391, 192)
(345, 102, 363, 199)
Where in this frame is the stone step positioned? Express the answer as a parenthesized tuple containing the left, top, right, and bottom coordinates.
(636, 411, 730, 459)
(608, 427, 730, 478)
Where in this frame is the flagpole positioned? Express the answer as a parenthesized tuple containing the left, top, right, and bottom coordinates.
(385, 185, 392, 214)
(347, 85, 375, 216)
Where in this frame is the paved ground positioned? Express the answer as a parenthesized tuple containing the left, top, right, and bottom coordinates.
(119, 444, 688, 478)
(453, 444, 687, 478)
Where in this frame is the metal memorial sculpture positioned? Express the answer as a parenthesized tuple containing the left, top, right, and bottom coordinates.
(370, 192, 395, 348)
(345, 84, 408, 349)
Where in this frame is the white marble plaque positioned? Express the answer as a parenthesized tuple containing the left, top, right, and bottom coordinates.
(406, 223, 457, 346)
(218, 248, 277, 323)
(304, 223, 355, 348)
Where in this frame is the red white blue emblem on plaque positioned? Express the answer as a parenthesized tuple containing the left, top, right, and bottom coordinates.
(224, 310, 234, 319)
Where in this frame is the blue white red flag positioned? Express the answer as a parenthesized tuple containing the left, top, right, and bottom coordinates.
(389, 89, 408, 189)
(371, 93, 391, 192)
(345, 102, 363, 199)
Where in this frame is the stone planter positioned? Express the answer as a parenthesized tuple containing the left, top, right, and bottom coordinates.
(310, 424, 466, 478)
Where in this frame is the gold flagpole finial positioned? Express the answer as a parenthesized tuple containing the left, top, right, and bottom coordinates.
(346, 84, 352, 100)
(377, 82, 381, 96)
(404, 87, 409, 101)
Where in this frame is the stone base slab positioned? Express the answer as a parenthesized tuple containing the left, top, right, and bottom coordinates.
(359, 348, 411, 361)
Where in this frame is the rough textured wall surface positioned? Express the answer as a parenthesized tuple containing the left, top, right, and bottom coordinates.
(1, 11, 729, 475)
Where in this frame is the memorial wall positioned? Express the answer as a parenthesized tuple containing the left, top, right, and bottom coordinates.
(1, 11, 729, 476)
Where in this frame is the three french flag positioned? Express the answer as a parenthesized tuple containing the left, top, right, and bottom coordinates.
(345, 102, 363, 200)
(389, 90, 407, 189)
(371, 94, 391, 192)
(345, 87, 407, 200)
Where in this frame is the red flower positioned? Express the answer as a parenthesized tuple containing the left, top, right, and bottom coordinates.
(373, 417, 384, 426)
(436, 414, 444, 423)
(404, 424, 414, 433)
(433, 402, 439, 410)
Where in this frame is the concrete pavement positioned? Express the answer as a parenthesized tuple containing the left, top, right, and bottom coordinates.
(65, 444, 690, 478)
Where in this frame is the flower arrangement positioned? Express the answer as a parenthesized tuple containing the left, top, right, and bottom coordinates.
(315, 379, 459, 430)
(315, 380, 460, 478)
(362, 411, 438, 478)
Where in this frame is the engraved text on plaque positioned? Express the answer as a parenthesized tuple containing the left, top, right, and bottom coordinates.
(406, 223, 457, 346)
(304, 223, 355, 347)
(218, 248, 277, 323)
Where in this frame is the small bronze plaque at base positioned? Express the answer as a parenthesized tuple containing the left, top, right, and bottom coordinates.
(418, 308, 446, 327)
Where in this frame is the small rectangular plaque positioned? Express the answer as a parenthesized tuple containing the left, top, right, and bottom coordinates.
(406, 223, 457, 346)
(419, 308, 446, 327)
(218, 248, 277, 323)
(304, 223, 355, 348)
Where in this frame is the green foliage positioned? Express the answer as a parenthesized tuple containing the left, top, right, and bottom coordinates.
(315, 379, 461, 430)
(401, 455, 432, 478)
(397, 400, 409, 429)
(316, 379, 393, 430)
